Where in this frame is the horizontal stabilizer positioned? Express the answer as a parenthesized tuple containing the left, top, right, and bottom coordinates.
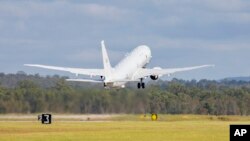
(66, 79, 103, 83)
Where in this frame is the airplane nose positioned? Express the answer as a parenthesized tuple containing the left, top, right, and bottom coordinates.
(145, 46, 151, 58)
(137, 45, 151, 58)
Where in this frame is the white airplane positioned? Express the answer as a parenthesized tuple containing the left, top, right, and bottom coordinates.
(24, 41, 214, 89)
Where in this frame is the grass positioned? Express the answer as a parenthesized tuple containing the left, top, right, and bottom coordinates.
(0, 114, 249, 141)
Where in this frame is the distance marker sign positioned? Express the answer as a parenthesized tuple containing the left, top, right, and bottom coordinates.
(38, 114, 52, 124)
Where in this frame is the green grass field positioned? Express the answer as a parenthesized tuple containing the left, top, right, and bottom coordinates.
(0, 115, 249, 141)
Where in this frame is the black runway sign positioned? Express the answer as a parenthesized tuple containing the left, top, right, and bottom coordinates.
(38, 114, 52, 124)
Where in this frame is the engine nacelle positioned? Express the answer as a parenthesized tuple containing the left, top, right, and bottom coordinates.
(150, 75, 159, 80)
(150, 67, 162, 80)
(100, 76, 105, 80)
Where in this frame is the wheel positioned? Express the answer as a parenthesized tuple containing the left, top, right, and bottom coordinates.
(137, 83, 141, 89)
(142, 83, 145, 89)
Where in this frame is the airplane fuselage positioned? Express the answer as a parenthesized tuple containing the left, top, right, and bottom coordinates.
(105, 45, 152, 88)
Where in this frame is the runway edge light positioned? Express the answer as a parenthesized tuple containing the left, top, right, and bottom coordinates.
(151, 113, 158, 121)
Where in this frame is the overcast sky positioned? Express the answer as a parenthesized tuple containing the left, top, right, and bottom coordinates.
(0, 0, 250, 80)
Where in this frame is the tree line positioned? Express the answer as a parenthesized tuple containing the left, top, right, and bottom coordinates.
(0, 72, 250, 115)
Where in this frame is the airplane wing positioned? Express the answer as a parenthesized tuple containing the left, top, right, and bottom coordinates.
(67, 78, 138, 83)
(66, 78, 103, 83)
(133, 64, 214, 80)
(24, 64, 104, 76)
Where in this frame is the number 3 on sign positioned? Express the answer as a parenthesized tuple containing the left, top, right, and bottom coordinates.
(44, 114, 50, 124)
(41, 114, 52, 124)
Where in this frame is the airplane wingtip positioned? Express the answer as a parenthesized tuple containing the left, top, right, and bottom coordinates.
(24, 64, 39, 67)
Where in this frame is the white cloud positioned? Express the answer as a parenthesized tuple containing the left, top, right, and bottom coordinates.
(151, 0, 250, 12)
(76, 3, 130, 21)
(151, 37, 250, 51)
(0, 1, 130, 22)
(201, 0, 248, 12)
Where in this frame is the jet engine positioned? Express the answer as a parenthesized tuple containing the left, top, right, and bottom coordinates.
(150, 75, 159, 80)
(100, 76, 105, 80)
(150, 67, 162, 80)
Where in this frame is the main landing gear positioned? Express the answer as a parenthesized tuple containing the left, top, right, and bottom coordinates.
(137, 78, 145, 89)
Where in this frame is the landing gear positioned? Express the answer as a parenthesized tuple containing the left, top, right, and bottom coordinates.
(137, 78, 145, 89)
(142, 82, 145, 88)
(137, 83, 141, 89)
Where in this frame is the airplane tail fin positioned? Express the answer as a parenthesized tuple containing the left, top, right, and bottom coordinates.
(101, 40, 112, 81)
